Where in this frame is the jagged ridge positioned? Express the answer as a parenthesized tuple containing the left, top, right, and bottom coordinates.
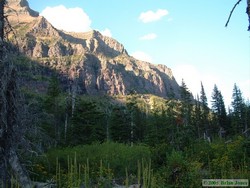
(5, 1, 181, 98)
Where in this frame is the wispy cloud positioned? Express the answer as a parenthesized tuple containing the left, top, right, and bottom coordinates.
(139, 33, 157, 40)
(139, 9, 168, 23)
(100, 28, 112, 37)
(41, 5, 91, 32)
(131, 51, 153, 63)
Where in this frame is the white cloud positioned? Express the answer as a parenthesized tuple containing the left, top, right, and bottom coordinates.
(131, 51, 153, 63)
(139, 33, 157, 40)
(139, 9, 168, 23)
(100, 28, 112, 37)
(41, 5, 91, 32)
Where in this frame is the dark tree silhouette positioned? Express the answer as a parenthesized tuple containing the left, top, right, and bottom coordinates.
(200, 82, 210, 137)
(231, 84, 245, 134)
(247, 0, 250, 30)
(211, 85, 227, 137)
(225, 0, 250, 31)
(0, 1, 32, 187)
(0, 0, 4, 62)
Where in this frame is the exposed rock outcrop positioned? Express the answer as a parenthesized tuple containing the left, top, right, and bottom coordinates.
(6, 0, 39, 18)
(5, 1, 181, 99)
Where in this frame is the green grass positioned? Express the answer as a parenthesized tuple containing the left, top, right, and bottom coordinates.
(26, 136, 250, 187)
(37, 142, 152, 187)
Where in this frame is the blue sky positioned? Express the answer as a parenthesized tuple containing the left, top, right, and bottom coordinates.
(28, 0, 250, 107)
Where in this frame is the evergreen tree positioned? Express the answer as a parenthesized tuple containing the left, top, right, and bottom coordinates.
(180, 79, 192, 126)
(243, 100, 250, 137)
(200, 82, 210, 137)
(68, 99, 105, 145)
(165, 100, 178, 144)
(194, 94, 202, 138)
(146, 105, 169, 146)
(126, 95, 145, 144)
(109, 105, 130, 143)
(211, 84, 227, 136)
(126, 95, 137, 145)
(44, 75, 62, 141)
(180, 79, 192, 104)
(231, 84, 244, 134)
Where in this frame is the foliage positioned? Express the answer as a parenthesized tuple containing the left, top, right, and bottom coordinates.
(109, 105, 131, 143)
(30, 142, 151, 186)
(230, 84, 245, 135)
(67, 98, 105, 145)
(211, 84, 228, 137)
(6, 54, 250, 186)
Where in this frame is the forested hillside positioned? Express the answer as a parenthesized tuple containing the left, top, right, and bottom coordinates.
(0, 0, 249, 187)
(2, 54, 250, 187)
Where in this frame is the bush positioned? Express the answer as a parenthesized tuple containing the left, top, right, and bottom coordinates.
(34, 142, 151, 186)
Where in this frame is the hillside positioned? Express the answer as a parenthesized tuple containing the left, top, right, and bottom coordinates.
(6, 0, 181, 98)
(1, 1, 250, 187)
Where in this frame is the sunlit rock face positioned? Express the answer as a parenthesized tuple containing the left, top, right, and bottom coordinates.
(6, 0, 39, 17)
(4, 0, 181, 98)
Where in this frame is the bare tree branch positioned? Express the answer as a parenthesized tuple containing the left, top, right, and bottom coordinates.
(225, 0, 242, 27)
(247, 0, 250, 30)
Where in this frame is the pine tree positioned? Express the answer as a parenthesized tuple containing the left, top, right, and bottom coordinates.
(126, 95, 145, 144)
(180, 79, 192, 126)
(109, 105, 130, 143)
(165, 100, 178, 141)
(180, 79, 192, 104)
(194, 94, 202, 138)
(44, 75, 62, 141)
(243, 100, 250, 137)
(231, 84, 244, 134)
(126, 95, 137, 145)
(200, 82, 210, 137)
(68, 99, 105, 145)
(211, 84, 227, 137)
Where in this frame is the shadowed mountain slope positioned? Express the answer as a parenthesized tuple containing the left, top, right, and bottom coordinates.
(5, 0, 181, 98)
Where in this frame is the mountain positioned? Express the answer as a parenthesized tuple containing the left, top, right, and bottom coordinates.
(5, 0, 181, 98)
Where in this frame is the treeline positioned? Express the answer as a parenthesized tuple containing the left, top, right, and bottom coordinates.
(35, 76, 250, 148)
(23, 76, 250, 187)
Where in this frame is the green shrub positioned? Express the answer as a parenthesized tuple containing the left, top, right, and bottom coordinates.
(34, 142, 151, 186)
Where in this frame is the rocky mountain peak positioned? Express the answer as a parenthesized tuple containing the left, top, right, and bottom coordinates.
(6, 0, 39, 18)
(6, 1, 182, 99)
(7, 0, 28, 6)
(69, 30, 128, 58)
(30, 17, 60, 37)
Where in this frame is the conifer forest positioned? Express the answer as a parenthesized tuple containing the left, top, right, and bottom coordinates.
(0, 0, 250, 187)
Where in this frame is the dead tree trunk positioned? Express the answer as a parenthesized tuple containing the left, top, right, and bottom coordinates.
(0, 0, 4, 65)
(8, 148, 31, 188)
(247, 0, 250, 30)
(0, 1, 7, 186)
(0, 67, 32, 187)
(0, 1, 31, 187)
(6, 68, 32, 187)
(225, 0, 250, 31)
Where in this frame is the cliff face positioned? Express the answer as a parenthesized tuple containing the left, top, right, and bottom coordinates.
(5, 1, 181, 98)
(6, 0, 39, 18)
